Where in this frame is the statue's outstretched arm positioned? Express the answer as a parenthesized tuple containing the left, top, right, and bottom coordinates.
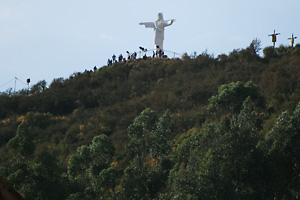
(139, 22, 155, 28)
(164, 19, 176, 27)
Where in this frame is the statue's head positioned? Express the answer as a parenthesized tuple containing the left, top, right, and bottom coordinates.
(158, 13, 163, 20)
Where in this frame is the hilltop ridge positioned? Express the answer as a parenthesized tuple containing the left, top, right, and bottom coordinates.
(1, 42, 300, 199)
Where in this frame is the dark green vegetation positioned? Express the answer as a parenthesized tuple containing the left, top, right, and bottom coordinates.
(1, 41, 300, 199)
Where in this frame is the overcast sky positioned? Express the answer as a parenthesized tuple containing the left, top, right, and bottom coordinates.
(1, 0, 300, 92)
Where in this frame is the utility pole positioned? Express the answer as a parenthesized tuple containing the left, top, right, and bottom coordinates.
(268, 30, 280, 48)
(26, 78, 30, 96)
(14, 77, 17, 93)
(288, 34, 297, 47)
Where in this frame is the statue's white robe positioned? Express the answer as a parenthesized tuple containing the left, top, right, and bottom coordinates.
(143, 19, 173, 50)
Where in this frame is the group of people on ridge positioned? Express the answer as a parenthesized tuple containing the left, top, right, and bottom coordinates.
(107, 46, 165, 66)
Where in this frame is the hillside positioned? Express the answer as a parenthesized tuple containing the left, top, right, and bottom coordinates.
(1, 41, 300, 199)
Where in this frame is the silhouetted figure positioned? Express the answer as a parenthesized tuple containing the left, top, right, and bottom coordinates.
(134, 52, 137, 59)
(126, 51, 130, 60)
(130, 53, 135, 60)
(118, 54, 123, 62)
(112, 54, 116, 63)
(107, 59, 113, 66)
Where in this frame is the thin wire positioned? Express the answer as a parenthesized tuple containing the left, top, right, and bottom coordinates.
(16, 78, 28, 86)
(0, 77, 29, 93)
(0, 78, 15, 89)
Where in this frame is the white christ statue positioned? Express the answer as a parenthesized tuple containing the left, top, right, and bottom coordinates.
(139, 13, 175, 53)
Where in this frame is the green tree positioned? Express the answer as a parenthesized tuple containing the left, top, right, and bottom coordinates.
(127, 108, 158, 138)
(67, 134, 115, 199)
(121, 166, 148, 200)
(7, 122, 35, 161)
(208, 81, 265, 114)
(0, 93, 12, 119)
(89, 134, 115, 177)
(263, 46, 280, 60)
(170, 98, 263, 199)
(29, 151, 67, 200)
(6, 161, 35, 198)
(149, 110, 173, 161)
(98, 167, 119, 198)
(122, 109, 174, 199)
(239, 39, 262, 63)
(67, 145, 91, 178)
(90, 134, 115, 164)
(30, 80, 47, 94)
(263, 102, 300, 199)
(126, 108, 158, 170)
